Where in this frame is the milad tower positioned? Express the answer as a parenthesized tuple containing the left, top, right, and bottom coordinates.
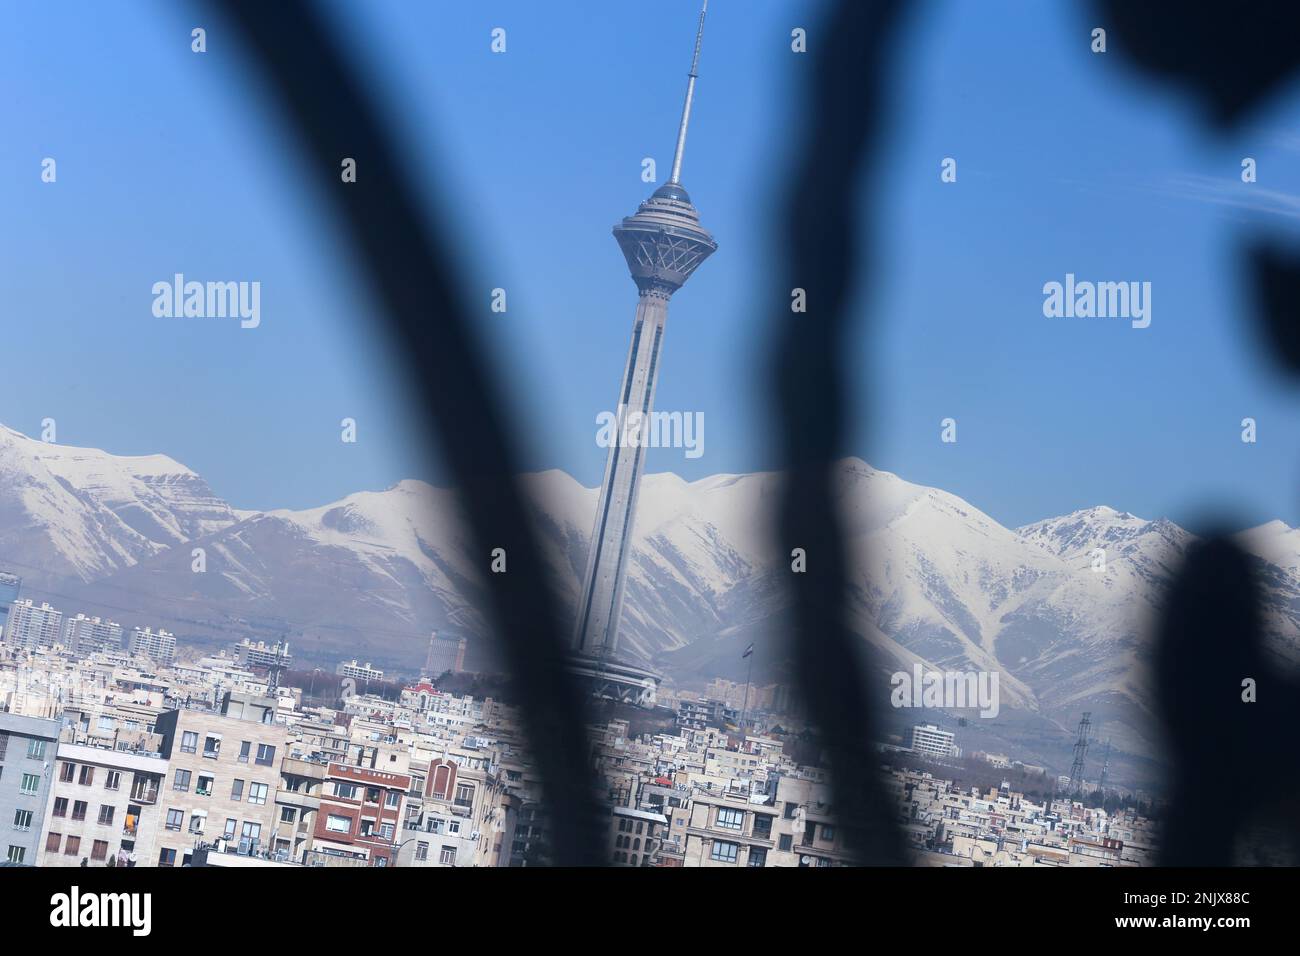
(570, 1, 717, 704)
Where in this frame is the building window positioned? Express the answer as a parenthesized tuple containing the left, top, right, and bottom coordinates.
(380, 823, 394, 840)
(45, 832, 61, 854)
(63, 836, 81, 857)
(280, 807, 296, 824)
(105, 771, 121, 792)
(238, 741, 251, 763)
(223, 819, 237, 840)
(365, 787, 380, 805)
(753, 814, 774, 838)
(196, 775, 215, 797)
(247, 783, 269, 806)
(52, 798, 67, 818)
(255, 744, 275, 766)
(0, 734, 7, 761)
(453, 783, 474, 807)
(335, 782, 357, 799)
(189, 813, 206, 834)
(78, 765, 94, 786)
(748, 847, 768, 867)
(716, 807, 744, 831)
(778, 834, 793, 851)
(326, 814, 351, 834)
(821, 824, 836, 841)
(159, 848, 176, 867)
(20, 773, 39, 795)
(710, 840, 740, 864)
(7, 846, 25, 864)
(59, 762, 75, 783)
(26, 739, 46, 760)
(71, 801, 87, 821)
(165, 809, 183, 831)
(439, 845, 456, 865)
(97, 805, 114, 826)
(385, 791, 400, 809)
(173, 769, 191, 792)
(203, 736, 221, 758)
(12, 809, 33, 831)
(230, 779, 244, 801)
(415, 841, 429, 861)
(241, 822, 262, 845)
(180, 732, 198, 754)
(131, 773, 159, 803)
(91, 840, 108, 861)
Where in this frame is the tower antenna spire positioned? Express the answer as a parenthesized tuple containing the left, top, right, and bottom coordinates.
(668, 0, 709, 185)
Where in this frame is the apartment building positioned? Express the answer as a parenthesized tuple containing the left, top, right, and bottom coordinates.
(336, 660, 384, 682)
(236, 639, 292, 672)
(911, 723, 958, 759)
(4, 600, 64, 650)
(610, 805, 668, 866)
(312, 762, 409, 865)
(152, 694, 289, 866)
(0, 713, 61, 865)
(38, 741, 167, 866)
(128, 627, 176, 666)
(681, 781, 780, 867)
(273, 755, 325, 862)
(63, 615, 124, 656)
(397, 753, 515, 868)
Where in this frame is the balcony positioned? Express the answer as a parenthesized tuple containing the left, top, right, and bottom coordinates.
(130, 783, 160, 805)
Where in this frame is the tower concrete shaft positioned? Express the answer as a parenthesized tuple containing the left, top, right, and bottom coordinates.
(572, 2, 716, 659)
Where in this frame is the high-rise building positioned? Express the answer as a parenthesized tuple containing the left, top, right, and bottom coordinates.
(910, 724, 958, 760)
(0, 572, 21, 638)
(423, 632, 467, 678)
(573, 0, 717, 662)
(63, 614, 124, 656)
(4, 600, 64, 650)
(128, 626, 176, 666)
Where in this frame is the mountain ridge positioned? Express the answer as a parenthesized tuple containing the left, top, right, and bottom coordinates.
(1, 425, 1296, 787)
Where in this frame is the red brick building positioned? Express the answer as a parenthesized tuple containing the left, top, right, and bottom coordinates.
(312, 763, 411, 866)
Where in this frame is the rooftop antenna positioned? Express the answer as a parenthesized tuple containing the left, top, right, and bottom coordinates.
(668, 0, 709, 185)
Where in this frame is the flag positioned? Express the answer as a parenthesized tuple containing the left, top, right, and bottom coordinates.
(742, 643, 753, 658)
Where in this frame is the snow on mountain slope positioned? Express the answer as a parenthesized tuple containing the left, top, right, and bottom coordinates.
(1239, 520, 1300, 576)
(0, 425, 239, 582)
(5, 420, 1298, 774)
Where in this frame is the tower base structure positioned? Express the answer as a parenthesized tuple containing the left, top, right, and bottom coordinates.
(565, 653, 661, 709)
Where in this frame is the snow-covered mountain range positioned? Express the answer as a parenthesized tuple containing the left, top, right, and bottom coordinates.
(2, 423, 1297, 786)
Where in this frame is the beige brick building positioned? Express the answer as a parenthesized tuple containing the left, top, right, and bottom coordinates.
(152, 694, 289, 866)
(37, 741, 168, 867)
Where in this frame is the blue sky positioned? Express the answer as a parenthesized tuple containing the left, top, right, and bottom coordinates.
(3, 0, 1297, 529)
